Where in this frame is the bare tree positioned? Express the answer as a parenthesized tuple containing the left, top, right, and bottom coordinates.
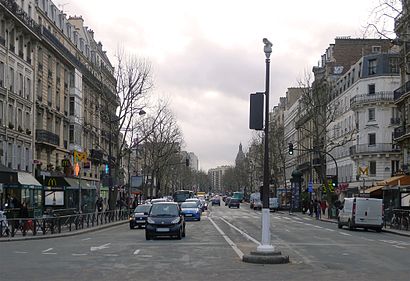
(363, 0, 402, 39)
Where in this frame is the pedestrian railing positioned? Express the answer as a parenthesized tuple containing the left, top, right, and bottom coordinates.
(386, 209, 410, 231)
(0, 209, 128, 238)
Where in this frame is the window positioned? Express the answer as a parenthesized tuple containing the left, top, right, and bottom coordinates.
(372, 46, 381, 53)
(368, 59, 377, 75)
(69, 97, 75, 115)
(25, 111, 30, 129)
(369, 161, 377, 175)
(9, 67, 14, 92)
(0, 61, 4, 87)
(368, 84, 375, 95)
(47, 86, 52, 105)
(69, 124, 74, 143)
(389, 57, 399, 74)
(368, 133, 376, 146)
(26, 77, 31, 99)
(368, 108, 375, 121)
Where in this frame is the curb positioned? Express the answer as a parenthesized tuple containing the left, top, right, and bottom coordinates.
(382, 228, 410, 238)
(0, 220, 127, 242)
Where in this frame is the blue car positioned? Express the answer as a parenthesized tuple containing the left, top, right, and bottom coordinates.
(180, 202, 201, 221)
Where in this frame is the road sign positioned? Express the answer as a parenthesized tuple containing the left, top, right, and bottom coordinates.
(308, 181, 313, 193)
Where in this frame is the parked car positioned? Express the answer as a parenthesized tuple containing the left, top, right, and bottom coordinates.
(269, 197, 279, 212)
(228, 198, 240, 208)
(145, 202, 186, 240)
(129, 204, 151, 229)
(180, 202, 201, 221)
(211, 197, 221, 206)
(338, 197, 383, 232)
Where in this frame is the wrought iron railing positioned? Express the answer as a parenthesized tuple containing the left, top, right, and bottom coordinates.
(36, 129, 60, 146)
(0, 209, 128, 238)
(350, 92, 394, 108)
(394, 80, 410, 101)
(349, 143, 400, 156)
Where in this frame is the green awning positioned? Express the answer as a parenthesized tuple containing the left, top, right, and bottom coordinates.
(18, 172, 42, 189)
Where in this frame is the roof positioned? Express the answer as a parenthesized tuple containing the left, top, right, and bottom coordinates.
(364, 185, 384, 194)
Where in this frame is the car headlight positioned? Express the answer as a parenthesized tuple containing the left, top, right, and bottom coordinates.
(171, 217, 180, 224)
(147, 217, 155, 224)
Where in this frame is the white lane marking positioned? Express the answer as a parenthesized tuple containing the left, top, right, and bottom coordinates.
(81, 238, 91, 241)
(140, 255, 152, 258)
(43, 252, 57, 255)
(133, 249, 140, 255)
(342, 253, 349, 256)
(72, 253, 88, 256)
(220, 217, 261, 245)
(90, 243, 111, 251)
(104, 254, 119, 257)
(393, 245, 406, 249)
(304, 223, 312, 226)
(42, 248, 53, 253)
(313, 225, 323, 229)
(14, 251, 28, 254)
(324, 228, 335, 232)
(338, 232, 352, 236)
(208, 217, 244, 259)
(362, 237, 375, 242)
(284, 229, 290, 232)
(293, 217, 302, 221)
(303, 217, 312, 221)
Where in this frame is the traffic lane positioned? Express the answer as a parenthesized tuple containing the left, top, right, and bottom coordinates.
(209, 206, 409, 277)
(0, 214, 245, 281)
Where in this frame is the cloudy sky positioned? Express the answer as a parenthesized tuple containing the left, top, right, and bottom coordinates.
(54, 0, 390, 171)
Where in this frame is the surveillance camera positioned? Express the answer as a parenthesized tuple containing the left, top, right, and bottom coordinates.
(263, 38, 272, 46)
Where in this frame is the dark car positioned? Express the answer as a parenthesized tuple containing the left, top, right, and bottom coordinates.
(228, 198, 240, 208)
(145, 202, 186, 240)
(129, 204, 151, 229)
(211, 197, 221, 206)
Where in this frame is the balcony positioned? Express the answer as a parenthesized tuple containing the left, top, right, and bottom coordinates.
(0, 0, 41, 34)
(36, 129, 60, 147)
(349, 143, 401, 156)
(350, 92, 394, 108)
(394, 126, 405, 139)
(394, 80, 410, 102)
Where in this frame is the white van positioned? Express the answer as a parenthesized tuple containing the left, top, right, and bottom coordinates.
(338, 197, 383, 232)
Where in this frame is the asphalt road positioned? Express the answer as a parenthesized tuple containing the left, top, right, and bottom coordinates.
(0, 203, 409, 281)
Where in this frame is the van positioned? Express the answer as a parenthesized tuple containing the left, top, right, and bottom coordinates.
(269, 197, 279, 212)
(338, 197, 383, 232)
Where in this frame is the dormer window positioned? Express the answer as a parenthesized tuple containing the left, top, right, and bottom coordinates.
(372, 46, 381, 54)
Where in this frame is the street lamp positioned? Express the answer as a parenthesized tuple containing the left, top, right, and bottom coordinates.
(243, 38, 288, 264)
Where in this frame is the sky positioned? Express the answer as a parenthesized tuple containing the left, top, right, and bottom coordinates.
(53, 0, 388, 171)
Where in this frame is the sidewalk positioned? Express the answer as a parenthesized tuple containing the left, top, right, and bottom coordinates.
(0, 220, 127, 242)
(291, 211, 410, 238)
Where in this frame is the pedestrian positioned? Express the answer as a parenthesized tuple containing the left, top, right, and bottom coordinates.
(316, 200, 321, 219)
(313, 199, 319, 219)
(309, 200, 314, 217)
(19, 201, 29, 236)
(321, 200, 327, 216)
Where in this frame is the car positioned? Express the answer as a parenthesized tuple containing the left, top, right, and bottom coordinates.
(129, 204, 151, 229)
(228, 198, 240, 208)
(211, 197, 221, 206)
(186, 198, 203, 210)
(150, 198, 168, 204)
(180, 201, 201, 221)
(225, 197, 231, 206)
(145, 202, 186, 240)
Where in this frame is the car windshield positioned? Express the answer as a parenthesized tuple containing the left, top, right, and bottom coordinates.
(150, 204, 179, 216)
(181, 202, 198, 208)
(134, 205, 151, 213)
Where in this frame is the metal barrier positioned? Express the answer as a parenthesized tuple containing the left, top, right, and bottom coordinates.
(0, 209, 128, 238)
(385, 209, 410, 231)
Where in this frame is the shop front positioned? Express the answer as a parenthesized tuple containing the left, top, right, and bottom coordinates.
(40, 176, 70, 213)
(64, 177, 97, 213)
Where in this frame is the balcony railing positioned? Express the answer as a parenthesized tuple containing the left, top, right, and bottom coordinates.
(0, 0, 42, 34)
(36, 129, 59, 146)
(394, 126, 405, 139)
(349, 143, 401, 156)
(350, 92, 394, 108)
(394, 80, 410, 101)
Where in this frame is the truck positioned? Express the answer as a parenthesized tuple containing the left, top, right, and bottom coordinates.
(232, 192, 244, 202)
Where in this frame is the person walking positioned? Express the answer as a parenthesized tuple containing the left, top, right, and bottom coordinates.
(19, 202, 29, 236)
(321, 200, 327, 216)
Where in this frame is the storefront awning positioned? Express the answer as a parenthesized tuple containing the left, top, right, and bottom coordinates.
(18, 172, 42, 189)
(364, 185, 384, 194)
(65, 177, 95, 190)
(376, 175, 410, 187)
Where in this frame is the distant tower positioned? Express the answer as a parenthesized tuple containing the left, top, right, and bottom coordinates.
(235, 143, 246, 167)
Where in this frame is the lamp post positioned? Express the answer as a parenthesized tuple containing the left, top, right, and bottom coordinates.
(257, 38, 275, 253)
(243, 38, 288, 264)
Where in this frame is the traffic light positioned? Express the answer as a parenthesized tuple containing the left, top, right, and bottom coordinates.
(332, 175, 338, 188)
(288, 143, 294, 155)
(185, 158, 190, 167)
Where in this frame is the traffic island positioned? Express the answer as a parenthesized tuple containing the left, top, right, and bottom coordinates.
(242, 250, 289, 264)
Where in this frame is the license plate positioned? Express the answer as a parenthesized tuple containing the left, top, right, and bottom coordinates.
(185, 214, 193, 216)
(137, 217, 144, 220)
(157, 228, 169, 232)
